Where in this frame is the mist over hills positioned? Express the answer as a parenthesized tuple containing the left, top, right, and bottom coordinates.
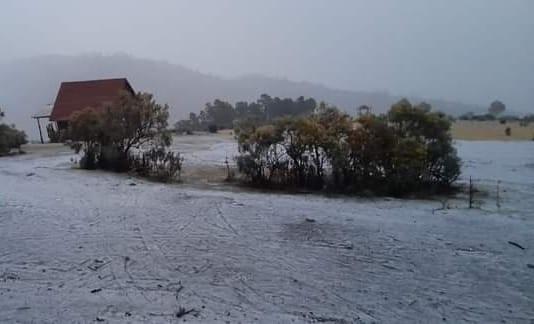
(0, 54, 484, 140)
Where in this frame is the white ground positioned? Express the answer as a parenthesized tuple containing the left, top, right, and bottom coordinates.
(0, 136, 533, 323)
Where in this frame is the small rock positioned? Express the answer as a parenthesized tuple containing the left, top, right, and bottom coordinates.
(26, 172, 35, 177)
(527, 264, 534, 269)
(129, 182, 137, 186)
(305, 218, 316, 223)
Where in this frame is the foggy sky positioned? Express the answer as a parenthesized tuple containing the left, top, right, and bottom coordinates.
(1, 0, 533, 112)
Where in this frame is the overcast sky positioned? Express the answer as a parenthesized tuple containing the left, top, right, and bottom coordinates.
(1, 0, 533, 112)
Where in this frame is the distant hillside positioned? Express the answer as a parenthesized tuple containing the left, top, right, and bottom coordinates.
(0, 54, 485, 140)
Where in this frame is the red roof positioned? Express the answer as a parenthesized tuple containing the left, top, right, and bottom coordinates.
(49, 78, 135, 121)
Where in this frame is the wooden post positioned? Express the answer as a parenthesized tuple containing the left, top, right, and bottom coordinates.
(36, 117, 44, 144)
(468, 177, 474, 209)
(496, 180, 501, 209)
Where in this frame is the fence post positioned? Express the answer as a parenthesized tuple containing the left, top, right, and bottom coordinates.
(225, 155, 232, 181)
(469, 176, 474, 209)
(496, 180, 501, 209)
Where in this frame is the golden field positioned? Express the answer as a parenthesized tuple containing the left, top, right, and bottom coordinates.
(451, 120, 534, 141)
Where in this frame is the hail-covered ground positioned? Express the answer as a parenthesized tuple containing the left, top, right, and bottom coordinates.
(1, 134, 533, 323)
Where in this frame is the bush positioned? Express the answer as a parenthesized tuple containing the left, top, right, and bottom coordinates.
(505, 127, 512, 136)
(68, 91, 181, 181)
(46, 124, 63, 143)
(0, 124, 27, 156)
(235, 99, 461, 196)
(208, 124, 218, 133)
(129, 147, 183, 182)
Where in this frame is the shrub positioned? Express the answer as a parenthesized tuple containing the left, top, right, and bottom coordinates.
(505, 127, 512, 136)
(0, 124, 27, 156)
(129, 147, 183, 182)
(174, 119, 194, 134)
(235, 99, 461, 196)
(68, 107, 103, 169)
(388, 100, 460, 188)
(208, 124, 218, 133)
(46, 124, 63, 143)
(0, 109, 27, 155)
(68, 91, 180, 181)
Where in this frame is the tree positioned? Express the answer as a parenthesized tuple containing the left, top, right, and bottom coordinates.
(388, 99, 460, 187)
(201, 99, 236, 129)
(69, 91, 171, 171)
(100, 92, 170, 167)
(69, 107, 103, 168)
(235, 101, 264, 121)
(189, 112, 200, 129)
(236, 124, 284, 184)
(262, 96, 316, 120)
(357, 105, 371, 116)
(295, 96, 317, 116)
(489, 100, 506, 116)
(178, 94, 318, 133)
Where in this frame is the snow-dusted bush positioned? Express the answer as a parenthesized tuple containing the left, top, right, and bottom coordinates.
(129, 147, 183, 182)
(0, 109, 27, 156)
(68, 91, 181, 181)
(235, 99, 461, 196)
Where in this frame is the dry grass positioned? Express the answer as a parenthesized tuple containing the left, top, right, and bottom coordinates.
(451, 120, 534, 141)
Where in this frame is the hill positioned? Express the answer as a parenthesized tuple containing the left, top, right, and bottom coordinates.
(0, 54, 484, 140)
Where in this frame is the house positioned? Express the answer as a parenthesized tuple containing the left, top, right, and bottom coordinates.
(49, 78, 135, 131)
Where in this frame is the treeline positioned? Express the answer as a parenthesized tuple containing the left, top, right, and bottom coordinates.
(0, 109, 27, 156)
(235, 99, 461, 196)
(175, 94, 317, 133)
(459, 112, 534, 126)
(458, 100, 534, 125)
